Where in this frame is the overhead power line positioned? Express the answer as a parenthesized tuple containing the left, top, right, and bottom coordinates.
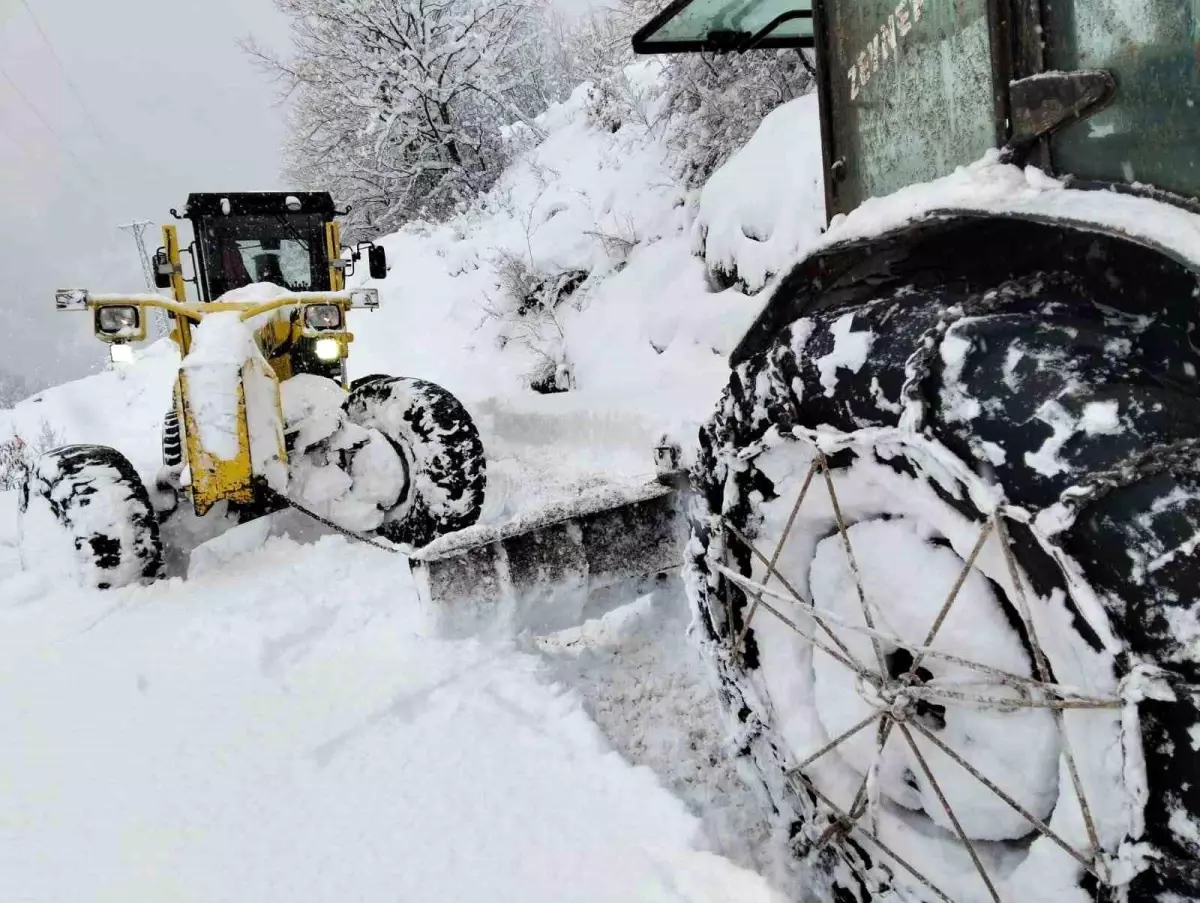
(17, 0, 112, 152)
(0, 62, 101, 184)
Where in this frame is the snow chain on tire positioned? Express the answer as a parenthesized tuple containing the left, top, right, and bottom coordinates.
(688, 228, 1200, 903)
(260, 483, 405, 554)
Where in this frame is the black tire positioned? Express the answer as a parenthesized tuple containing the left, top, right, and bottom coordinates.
(161, 408, 183, 468)
(18, 444, 164, 589)
(344, 377, 486, 547)
(690, 250, 1200, 901)
(349, 373, 391, 392)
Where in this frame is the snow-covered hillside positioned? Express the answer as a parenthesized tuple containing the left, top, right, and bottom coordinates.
(0, 68, 825, 901)
(3, 68, 824, 519)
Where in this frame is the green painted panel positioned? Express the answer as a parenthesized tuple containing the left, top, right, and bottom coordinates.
(1047, 2, 1200, 199)
(825, 0, 1000, 214)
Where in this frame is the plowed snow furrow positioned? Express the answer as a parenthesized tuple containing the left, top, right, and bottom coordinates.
(0, 511, 784, 903)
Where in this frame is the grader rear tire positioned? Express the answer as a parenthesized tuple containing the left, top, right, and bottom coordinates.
(18, 444, 164, 590)
(689, 264, 1200, 901)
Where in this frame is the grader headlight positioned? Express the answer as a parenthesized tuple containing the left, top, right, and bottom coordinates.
(92, 303, 147, 344)
(303, 303, 343, 331)
(96, 305, 141, 337)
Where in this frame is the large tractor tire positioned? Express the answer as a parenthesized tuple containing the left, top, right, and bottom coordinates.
(688, 221, 1200, 902)
(18, 444, 164, 590)
(344, 376, 486, 547)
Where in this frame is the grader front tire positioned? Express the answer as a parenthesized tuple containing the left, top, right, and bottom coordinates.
(344, 376, 486, 547)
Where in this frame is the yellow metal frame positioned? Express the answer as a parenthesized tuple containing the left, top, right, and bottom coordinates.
(56, 220, 373, 518)
(163, 225, 192, 353)
(325, 221, 345, 292)
(81, 291, 357, 325)
(179, 370, 256, 515)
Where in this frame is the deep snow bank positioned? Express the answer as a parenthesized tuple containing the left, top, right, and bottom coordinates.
(694, 93, 825, 292)
(341, 70, 825, 485)
(0, 531, 785, 903)
(0, 340, 178, 485)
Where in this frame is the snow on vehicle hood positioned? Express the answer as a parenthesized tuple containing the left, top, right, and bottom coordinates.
(821, 149, 1200, 268)
(215, 282, 297, 304)
(179, 311, 286, 489)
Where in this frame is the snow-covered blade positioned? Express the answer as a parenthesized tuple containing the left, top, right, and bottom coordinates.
(411, 479, 686, 638)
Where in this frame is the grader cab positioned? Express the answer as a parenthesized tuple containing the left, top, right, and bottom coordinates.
(635, 0, 1199, 214)
(114, 193, 385, 381)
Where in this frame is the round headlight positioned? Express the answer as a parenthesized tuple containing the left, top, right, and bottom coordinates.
(304, 304, 342, 331)
(97, 305, 140, 335)
(314, 338, 342, 361)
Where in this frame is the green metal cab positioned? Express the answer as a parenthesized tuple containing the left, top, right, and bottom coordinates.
(635, 0, 1200, 219)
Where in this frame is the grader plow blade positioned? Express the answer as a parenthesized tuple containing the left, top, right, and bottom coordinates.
(409, 479, 687, 638)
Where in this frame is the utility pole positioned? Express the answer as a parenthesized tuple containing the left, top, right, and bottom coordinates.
(118, 220, 169, 340)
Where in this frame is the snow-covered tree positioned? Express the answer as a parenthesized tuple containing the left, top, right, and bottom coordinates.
(247, 0, 556, 237)
(0, 369, 31, 410)
(659, 48, 814, 184)
(539, 6, 632, 100)
(538, 0, 814, 184)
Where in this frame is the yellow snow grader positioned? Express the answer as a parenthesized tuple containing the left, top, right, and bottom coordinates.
(630, 2, 1199, 903)
(25, 191, 681, 616)
(24, 192, 488, 587)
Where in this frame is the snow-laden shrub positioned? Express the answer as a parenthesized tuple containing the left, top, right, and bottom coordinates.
(0, 420, 63, 492)
(537, 5, 657, 136)
(539, 5, 632, 103)
(660, 49, 815, 185)
(484, 250, 588, 394)
(539, 0, 814, 185)
(0, 437, 27, 492)
(246, 0, 558, 239)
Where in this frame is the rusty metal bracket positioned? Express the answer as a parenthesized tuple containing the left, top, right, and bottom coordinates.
(1008, 69, 1116, 145)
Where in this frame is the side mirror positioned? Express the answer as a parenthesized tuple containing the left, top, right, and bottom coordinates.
(153, 250, 173, 289)
(368, 245, 387, 280)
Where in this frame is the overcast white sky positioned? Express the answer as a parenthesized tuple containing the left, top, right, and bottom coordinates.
(0, 0, 292, 389)
(0, 0, 607, 393)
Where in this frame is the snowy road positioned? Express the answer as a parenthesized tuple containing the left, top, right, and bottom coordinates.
(0, 79, 827, 901)
(0, 523, 783, 903)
